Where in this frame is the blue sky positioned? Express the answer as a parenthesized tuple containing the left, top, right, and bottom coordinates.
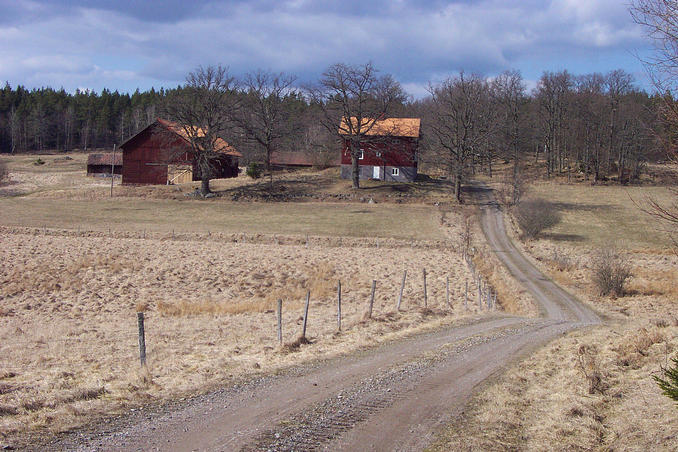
(0, 0, 655, 97)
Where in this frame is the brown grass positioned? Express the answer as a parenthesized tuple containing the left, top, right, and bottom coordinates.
(430, 178, 678, 452)
(0, 213, 486, 442)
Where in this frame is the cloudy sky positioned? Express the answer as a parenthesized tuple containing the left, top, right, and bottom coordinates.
(0, 0, 654, 97)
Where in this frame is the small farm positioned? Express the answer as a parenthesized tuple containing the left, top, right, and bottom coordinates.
(0, 153, 500, 440)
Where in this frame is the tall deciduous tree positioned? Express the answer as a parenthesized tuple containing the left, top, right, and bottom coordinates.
(166, 65, 239, 196)
(427, 72, 494, 202)
(237, 70, 298, 183)
(492, 70, 527, 204)
(308, 62, 407, 189)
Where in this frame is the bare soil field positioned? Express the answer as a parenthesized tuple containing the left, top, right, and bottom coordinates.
(430, 178, 678, 451)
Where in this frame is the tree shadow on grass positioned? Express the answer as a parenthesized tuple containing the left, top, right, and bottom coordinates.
(540, 232, 587, 242)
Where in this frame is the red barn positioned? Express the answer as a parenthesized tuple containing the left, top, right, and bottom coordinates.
(339, 117, 421, 182)
(120, 118, 241, 185)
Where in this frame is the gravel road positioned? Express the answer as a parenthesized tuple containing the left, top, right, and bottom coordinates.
(44, 183, 600, 451)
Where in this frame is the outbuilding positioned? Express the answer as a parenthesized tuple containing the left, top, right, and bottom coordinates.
(339, 117, 421, 182)
(120, 118, 241, 185)
(86, 153, 122, 177)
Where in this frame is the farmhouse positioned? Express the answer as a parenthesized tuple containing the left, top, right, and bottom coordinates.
(339, 117, 421, 182)
(86, 152, 122, 177)
(120, 118, 241, 185)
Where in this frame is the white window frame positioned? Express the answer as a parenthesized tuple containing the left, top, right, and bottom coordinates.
(358, 149, 364, 160)
(391, 167, 400, 176)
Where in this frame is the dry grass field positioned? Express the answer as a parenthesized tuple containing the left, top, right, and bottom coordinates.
(0, 153, 498, 443)
(430, 177, 678, 451)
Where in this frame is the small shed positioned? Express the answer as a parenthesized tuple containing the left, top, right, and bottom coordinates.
(120, 118, 241, 185)
(87, 153, 122, 177)
(270, 151, 341, 169)
(339, 117, 421, 182)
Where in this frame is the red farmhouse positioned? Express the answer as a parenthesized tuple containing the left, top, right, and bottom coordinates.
(340, 117, 421, 182)
(120, 118, 241, 185)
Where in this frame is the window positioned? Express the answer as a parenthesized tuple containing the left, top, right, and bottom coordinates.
(391, 168, 400, 176)
(359, 147, 364, 159)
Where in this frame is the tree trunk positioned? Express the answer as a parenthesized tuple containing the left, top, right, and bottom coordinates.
(351, 154, 360, 189)
(454, 166, 462, 203)
(201, 177, 211, 196)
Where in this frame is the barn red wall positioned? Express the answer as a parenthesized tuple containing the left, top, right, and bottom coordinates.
(341, 138, 418, 168)
(121, 125, 192, 185)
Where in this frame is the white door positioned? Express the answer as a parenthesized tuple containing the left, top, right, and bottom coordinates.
(373, 166, 380, 179)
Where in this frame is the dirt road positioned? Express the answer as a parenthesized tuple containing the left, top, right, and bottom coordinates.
(49, 185, 599, 452)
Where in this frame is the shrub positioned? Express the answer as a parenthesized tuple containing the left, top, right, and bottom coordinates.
(513, 198, 561, 239)
(33, 158, 45, 166)
(591, 247, 632, 297)
(246, 162, 262, 179)
(654, 357, 678, 404)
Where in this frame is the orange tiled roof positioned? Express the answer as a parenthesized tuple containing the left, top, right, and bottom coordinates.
(156, 118, 241, 157)
(339, 117, 420, 138)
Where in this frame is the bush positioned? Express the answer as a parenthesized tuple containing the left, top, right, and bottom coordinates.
(33, 158, 45, 166)
(591, 248, 632, 297)
(513, 199, 561, 239)
(654, 357, 678, 403)
(246, 162, 262, 179)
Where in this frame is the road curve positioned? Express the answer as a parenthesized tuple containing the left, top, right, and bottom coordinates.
(47, 185, 599, 452)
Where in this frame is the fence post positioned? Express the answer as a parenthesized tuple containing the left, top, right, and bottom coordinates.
(302, 291, 310, 339)
(464, 279, 468, 310)
(137, 312, 146, 366)
(478, 280, 482, 309)
(446, 276, 451, 309)
(277, 299, 283, 345)
(368, 279, 376, 319)
(397, 270, 407, 311)
(337, 281, 342, 331)
(423, 268, 427, 308)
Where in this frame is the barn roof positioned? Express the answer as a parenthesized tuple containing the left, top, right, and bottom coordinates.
(120, 118, 241, 157)
(339, 117, 421, 138)
(87, 153, 122, 166)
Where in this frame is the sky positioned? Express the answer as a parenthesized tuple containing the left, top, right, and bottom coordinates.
(0, 0, 656, 98)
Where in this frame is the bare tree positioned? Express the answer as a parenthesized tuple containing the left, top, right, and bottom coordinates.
(308, 62, 407, 189)
(166, 65, 239, 196)
(427, 72, 494, 202)
(631, 1, 678, 245)
(237, 70, 299, 183)
(492, 70, 527, 204)
(536, 71, 574, 178)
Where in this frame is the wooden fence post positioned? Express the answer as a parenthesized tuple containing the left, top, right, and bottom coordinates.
(302, 291, 310, 339)
(368, 280, 376, 319)
(465, 279, 469, 310)
(337, 281, 342, 331)
(277, 299, 283, 344)
(446, 276, 451, 309)
(478, 281, 482, 309)
(397, 270, 407, 311)
(423, 268, 427, 308)
(137, 312, 146, 366)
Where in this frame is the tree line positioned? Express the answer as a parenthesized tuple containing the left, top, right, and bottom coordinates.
(0, 65, 671, 195)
